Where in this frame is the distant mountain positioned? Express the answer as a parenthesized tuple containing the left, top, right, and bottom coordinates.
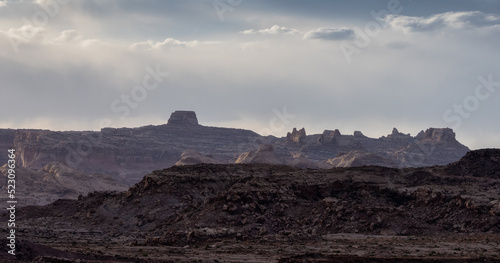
(0, 110, 469, 185)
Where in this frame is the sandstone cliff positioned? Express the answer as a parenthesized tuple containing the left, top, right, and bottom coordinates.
(8, 111, 261, 185)
(1, 111, 469, 186)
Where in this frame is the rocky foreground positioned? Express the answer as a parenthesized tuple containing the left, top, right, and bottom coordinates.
(2, 149, 499, 262)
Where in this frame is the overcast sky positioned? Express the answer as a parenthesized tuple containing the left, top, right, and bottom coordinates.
(1, 0, 499, 149)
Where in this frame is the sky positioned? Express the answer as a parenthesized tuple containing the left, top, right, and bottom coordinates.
(0, 0, 499, 150)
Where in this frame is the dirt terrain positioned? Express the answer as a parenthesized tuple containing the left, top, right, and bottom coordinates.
(1, 149, 499, 262)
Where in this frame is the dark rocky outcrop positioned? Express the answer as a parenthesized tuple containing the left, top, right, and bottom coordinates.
(166, 110, 199, 126)
(445, 149, 500, 178)
(353, 130, 366, 138)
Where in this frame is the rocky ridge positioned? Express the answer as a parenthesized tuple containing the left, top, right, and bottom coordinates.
(0, 111, 469, 187)
(445, 149, 500, 178)
(4, 111, 260, 185)
(7, 149, 500, 262)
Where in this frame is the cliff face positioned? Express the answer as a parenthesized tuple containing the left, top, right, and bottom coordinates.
(445, 149, 500, 178)
(166, 110, 199, 126)
(287, 126, 469, 168)
(1, 111, 470, 185)
(7, 111, 261, 185)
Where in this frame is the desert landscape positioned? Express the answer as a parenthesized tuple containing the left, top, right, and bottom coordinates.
(0, 110, 471, 207)
(1, 0, 499, 262)
(1, 117, 499, 262)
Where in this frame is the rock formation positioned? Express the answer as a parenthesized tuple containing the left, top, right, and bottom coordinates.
(353, 130, 366, 138)
(286, 128, 306, 145)
(384, 127, 412, 140)
(175, 149, 223, 166)
(235, 144, 282, 164)
(318, 150, 397, 168)
(318, 129, 342, 145)
(445, 148, 500, 178)
(7, 111, 261, 185)
(166, 110, 199, 126)
(0, 111, 470, 187)
(0, 162, 127, 206)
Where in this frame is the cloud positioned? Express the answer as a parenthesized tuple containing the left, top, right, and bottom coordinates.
(0, 0, 18, 7)
(386, 11, 500, 33)
(130, 38, 199, 50)
(52, 30, 102, 48)
(55, 30, 83, 43)
(385, 41, 411, 50)
(33, 0, 51, 5)
(157, 38, 198, 48)
(303, 27, 354, 41)
(6, 25, 45, 40)
(80, 39, 102, 47)
(0, 25, 46, 50)
(240, 25, 300, 35)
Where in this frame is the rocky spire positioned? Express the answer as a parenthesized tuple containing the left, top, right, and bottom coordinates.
(286, 128, 306, 144)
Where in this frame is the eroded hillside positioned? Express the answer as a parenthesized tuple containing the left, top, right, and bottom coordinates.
(5, 149, 500, 262)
